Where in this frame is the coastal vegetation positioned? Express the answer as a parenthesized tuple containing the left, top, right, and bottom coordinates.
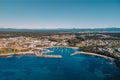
(79, 45, 120, 60)
(0, 31, 120, 60)
(67, 33, 120, 60)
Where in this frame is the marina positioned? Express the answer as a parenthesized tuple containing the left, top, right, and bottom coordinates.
(0, 47, 120, 80)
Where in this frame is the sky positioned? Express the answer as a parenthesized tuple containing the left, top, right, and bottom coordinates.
(0, 0, 120, 29)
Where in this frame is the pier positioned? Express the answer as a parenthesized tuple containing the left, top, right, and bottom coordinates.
(38, 55, 62, 58)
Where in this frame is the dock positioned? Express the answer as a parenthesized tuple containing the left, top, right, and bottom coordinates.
(37, 55, 62, 58)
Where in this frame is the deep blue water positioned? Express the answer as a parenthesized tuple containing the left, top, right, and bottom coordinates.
(0, 47, 120, 80)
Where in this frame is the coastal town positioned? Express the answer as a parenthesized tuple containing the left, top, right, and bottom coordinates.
(0, 36, 65, 58)
(0, 0, 120, 79)
(0, 32, 120, 60)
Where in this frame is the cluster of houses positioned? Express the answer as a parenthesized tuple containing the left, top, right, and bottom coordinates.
(0, 33, 119, 56)
(0, 36, 68, 54)
(79, 40, 120, 47)
(83, 40, 120, 54)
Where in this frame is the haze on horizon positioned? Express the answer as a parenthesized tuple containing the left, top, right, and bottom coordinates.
(0, 0, 120, 29)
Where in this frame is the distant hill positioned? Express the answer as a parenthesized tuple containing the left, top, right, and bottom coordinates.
(0, 28, 120, 33)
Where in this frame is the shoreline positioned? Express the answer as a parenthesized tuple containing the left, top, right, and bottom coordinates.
(0, 46, 116, 60)
(0, 53, 62, 59)
(70, 51, 114, 60)
(0, 47, 62, 58)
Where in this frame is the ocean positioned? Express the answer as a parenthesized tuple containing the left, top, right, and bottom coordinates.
(0, 47, 120, 80)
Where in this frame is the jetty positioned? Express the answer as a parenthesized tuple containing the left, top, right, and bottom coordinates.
(71, 51, 114, 60)
(38, 55, 62, 58)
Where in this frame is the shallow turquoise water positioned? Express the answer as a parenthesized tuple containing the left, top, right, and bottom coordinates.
(0, 47, 120, 80)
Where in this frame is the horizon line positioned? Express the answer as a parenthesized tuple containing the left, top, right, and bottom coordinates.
(0, 27, 120, 30)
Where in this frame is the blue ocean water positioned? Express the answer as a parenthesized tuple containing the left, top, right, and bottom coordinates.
(0, 47, 120, 80)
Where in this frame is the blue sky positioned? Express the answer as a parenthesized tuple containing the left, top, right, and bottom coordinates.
(0, 0, 120, 29)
